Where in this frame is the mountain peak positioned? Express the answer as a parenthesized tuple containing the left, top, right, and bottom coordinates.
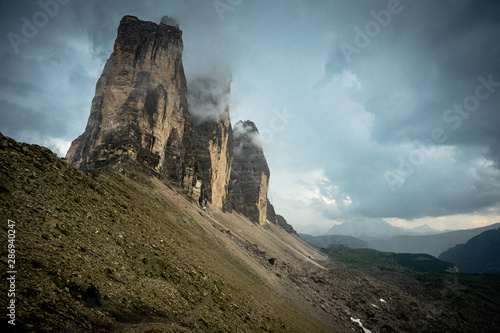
(234, 120, 259, 135)
(66, 15, 188, 177)
(66, 15, 287, 231)
(229, 121, 270, 224)
(439, 228, 500, 273)
(327, 218, 441, 240)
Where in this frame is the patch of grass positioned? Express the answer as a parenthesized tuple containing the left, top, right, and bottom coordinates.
(323, 248, 454, 273)
(393, 253, 453, 272)
(457, 274, 500, 288)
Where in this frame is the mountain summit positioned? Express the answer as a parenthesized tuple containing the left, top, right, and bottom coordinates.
(439, 228, 500, 274)
(229, 121, 270, 224)
(327, 218, 440, 240)
(67, 16, 192, 181)
(66, 16, 291, 230)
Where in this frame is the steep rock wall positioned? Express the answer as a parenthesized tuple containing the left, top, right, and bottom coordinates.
(66, 15, 293, 233)
(66, 16, 197, 194)
(229, 121, 270, 224)
(190, 78, 234, 209)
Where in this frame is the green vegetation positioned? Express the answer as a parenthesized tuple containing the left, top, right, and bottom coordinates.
(323, 248, 454, 273)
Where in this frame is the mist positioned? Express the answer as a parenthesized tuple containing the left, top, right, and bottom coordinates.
(233, 121, 265, 151)
(160, 15, 179, 28)
(187, 69, 232, 125)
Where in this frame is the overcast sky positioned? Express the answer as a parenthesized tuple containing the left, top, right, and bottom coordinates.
(1, 0, 499, 233)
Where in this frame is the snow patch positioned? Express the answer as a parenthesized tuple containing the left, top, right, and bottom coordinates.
(350, 318, 372, 333)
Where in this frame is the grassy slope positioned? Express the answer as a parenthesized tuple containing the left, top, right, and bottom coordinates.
(322, 248, 455, 273)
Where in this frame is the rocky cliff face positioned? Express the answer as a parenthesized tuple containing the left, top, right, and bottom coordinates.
(190, 77, 233, 209)
(229, 121, 270, 225)
(66, 16, 197, 194)
(276, 214, 297, 234)
(267, 200, 296, 234)
(67, 15, 293, 231)
(266, 199, 277, 224)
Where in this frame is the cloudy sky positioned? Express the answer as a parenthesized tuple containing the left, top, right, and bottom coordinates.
(1, 0, 499, 233)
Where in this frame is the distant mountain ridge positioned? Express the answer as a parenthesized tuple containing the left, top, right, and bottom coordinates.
(299, 233, 368, 249)
(369, 223, 500, 257)
(326, 218, 441, 240)
(439, 228, 500, 274)
(307, 219, 500, 258)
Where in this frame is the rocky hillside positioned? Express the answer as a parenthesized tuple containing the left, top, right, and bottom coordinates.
(439, 228, 500, 274)
(0, 133, 331, 332)
(2, 133, 500, 332)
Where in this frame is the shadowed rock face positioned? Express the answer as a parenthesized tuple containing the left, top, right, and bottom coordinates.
(190, 77, 234, 209)
(267, 200, 296, 234)
(276, 214, 297, 234)
(267, 199, 277, 224)
(193, 107, 233, 209)
(229, 121, 270, 224)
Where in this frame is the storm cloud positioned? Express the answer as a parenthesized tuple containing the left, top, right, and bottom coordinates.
(315, 0, 500, 222)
